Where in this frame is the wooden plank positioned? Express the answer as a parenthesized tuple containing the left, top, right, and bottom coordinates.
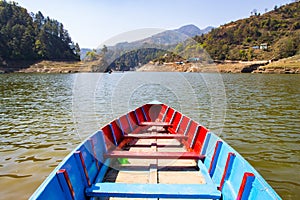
(156, 138, 205, 185)
(158, 171, 205, 184)
(104, 151, 205, 160)
(86, 183, 221, 199)
(101, 138, 209, 200)
(112, 139, 157, 185)
(148, 143, 158, 184)
(139, 122, 173, 127)
(123, 134, 188, 140)
(149, 163, 158, 184)
(101, 136, 208, 200)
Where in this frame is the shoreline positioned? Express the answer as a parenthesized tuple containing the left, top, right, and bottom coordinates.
(138, 59, 300, 74)
(1, 57, 299, 74)
(0, 60, 105, 74)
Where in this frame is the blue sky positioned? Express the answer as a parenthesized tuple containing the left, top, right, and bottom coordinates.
(15, 0, 292, 48)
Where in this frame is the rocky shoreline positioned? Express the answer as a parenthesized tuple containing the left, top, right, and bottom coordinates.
(138, 60, 300, 74)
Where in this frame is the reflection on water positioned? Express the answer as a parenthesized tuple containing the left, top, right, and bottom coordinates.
(0, 73, 299, 199)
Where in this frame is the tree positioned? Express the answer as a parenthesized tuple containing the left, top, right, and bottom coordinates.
(85, 50, 97, 61)
(174, 43, 184, 54)
(239, 50, 247, 61)
(34, 11, 44, 30)
(75, 43, 80, 57)
(102, 45, 108, 55)
(0, 1, 80, 62)
(252, 9, 258, 16)
(274, 37, 297, 59)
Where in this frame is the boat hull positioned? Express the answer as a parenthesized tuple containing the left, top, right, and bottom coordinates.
(30, 102, 281, 200)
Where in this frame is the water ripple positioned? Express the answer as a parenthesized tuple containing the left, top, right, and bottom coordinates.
(0, 174, 32, 178)
(0, 73, 299, 199)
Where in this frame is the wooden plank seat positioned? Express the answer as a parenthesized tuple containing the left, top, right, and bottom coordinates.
(123, 134, 188, 140)
(86, 183, 221, 199)
(104, 151, 205, 160)
(139, 121, 173, 127)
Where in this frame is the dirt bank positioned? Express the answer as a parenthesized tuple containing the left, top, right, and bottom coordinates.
(252, 55, 300, 74)
(138, 59, 300, 73)
(16, 60, 107, 73)
(138, 61, 269, 73)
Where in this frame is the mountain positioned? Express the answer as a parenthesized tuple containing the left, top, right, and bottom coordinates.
(104, 2, 300, 72)
(201, 26, 215, 35)
(176, 24, 212, 37)
(193, 2, 300, 61)
(106, 1, 300, 71)
(109, 25, 212, 50)
(133, 24, 212, 46)
(101, 24, 212, 71)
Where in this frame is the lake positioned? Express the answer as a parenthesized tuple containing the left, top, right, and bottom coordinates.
(0, 72, 299, 199)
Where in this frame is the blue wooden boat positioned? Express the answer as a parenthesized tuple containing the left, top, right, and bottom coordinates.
(30, 101, 281, 199)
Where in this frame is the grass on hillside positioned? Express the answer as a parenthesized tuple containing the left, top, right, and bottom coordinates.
(265, 54, 300, 68)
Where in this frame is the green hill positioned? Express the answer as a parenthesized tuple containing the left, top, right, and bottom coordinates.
(108, 2, 300, 71)
(0, 1, 80, 71)
(193, 2, 300, 61)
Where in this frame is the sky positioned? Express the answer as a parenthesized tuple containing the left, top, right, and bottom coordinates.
(15, 0, 293, 49)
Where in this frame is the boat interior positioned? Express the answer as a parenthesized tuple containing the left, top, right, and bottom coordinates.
(31, 102, 280, 200)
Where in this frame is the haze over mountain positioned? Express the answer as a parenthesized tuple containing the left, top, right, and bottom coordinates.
(176, 24, 213, 37)
(81, 24, 213, 59)
(113, 24, 213, 48)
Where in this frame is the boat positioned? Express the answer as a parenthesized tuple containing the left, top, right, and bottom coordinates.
(30, 101, 281, 199)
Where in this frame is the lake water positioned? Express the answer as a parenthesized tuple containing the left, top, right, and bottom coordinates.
(0, 72, 299, 199)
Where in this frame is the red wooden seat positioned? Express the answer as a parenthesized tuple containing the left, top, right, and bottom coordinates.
(139, 121, 173, 127)
(123, 134, 187, 140)
(104, 151, 205, 160)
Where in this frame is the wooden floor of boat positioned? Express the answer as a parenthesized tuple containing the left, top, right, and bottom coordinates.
(103, 126, 205, 200)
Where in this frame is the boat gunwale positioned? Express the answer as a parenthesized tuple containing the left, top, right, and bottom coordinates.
(30, 102, 281, 200)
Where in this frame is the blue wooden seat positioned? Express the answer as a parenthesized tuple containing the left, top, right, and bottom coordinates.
(86, 183, 221, 199)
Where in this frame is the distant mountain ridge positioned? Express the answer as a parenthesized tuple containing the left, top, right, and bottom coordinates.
(94, 24, 213, 62)
(117, 24, 213, 47)
(81, 24, 213, 61)
(100, 25, 213, 71)
(176, 24, 213, 37)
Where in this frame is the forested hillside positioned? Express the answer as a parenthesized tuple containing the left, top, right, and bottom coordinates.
(193, 2, 300, 61)
(0, 1, 80, 65)
(107, 48, 180, 71)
